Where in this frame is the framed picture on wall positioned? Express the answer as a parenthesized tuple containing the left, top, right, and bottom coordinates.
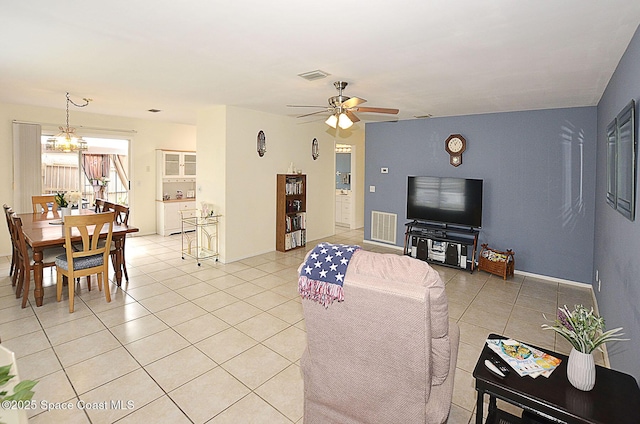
(606, 99, 636, 221)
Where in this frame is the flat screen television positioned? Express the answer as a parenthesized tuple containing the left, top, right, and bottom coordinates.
(407, 176, 483, 228)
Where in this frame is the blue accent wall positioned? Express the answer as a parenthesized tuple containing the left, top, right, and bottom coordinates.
(365, 106, 597, 284)
(595, 25, 640, 383)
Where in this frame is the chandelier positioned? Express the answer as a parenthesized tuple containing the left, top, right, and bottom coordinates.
(46, 92, 92, 152)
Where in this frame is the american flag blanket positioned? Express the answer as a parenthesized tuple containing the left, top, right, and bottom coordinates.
(298, 243, 361, 308)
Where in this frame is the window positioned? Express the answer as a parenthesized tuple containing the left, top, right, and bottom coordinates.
(41, 137, 129, 206)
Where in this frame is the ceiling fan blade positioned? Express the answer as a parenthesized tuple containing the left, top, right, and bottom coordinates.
(286, 105, 327, 108)
(297, 110, 329, 118)
(355, 106, 399, 114)
(345, 110, 360, 123)
(341, 97, 366, 109)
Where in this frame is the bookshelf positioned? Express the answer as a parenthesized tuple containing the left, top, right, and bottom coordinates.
(276, 174, 306, 252)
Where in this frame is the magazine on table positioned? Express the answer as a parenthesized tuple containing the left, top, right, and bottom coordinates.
(486, 338, 561, 378)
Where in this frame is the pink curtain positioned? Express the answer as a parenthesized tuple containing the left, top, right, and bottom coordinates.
(82, 154, 111, 199)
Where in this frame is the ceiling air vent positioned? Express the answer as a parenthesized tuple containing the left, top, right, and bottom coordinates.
(298, 70, 330, 81)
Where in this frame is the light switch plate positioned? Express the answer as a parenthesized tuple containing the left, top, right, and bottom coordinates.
(369, 186, 376, 192)
(381, 167, 389, 174)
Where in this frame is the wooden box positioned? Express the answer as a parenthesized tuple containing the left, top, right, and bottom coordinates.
(478, 244, 515, 280)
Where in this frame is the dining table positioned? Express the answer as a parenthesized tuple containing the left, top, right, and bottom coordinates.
(17, 209, 139, 307)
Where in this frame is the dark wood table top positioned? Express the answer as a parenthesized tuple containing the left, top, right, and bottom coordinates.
(18, 210, 139, 249)
(474, 334, 640, 424)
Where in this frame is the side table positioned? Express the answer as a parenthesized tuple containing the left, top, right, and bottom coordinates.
(473, 334, 640, 424)
(180, 210, 220, 266)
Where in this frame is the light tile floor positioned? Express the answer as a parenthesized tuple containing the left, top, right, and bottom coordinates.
(0, 226, 596, 423)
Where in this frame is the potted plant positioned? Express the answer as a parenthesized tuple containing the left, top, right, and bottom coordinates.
(542, 304, 627, 391)
(54, 192, 68, 209)
(0, 345, 37, 424)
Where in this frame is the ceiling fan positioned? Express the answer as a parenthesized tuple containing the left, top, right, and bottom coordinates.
(288, 81, 399, 129)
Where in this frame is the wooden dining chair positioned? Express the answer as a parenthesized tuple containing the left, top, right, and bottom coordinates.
(32, 195, 57, 213)
(111, 204, 129, 282)
(11, 215, 67, 308)
(94, 198, 106, 213)
(83, 202, 131, 290)
(3, 205, 18, 279)
(56, 211, 115, 313)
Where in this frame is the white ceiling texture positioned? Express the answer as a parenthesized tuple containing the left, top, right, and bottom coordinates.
(1, 1, 640, 125)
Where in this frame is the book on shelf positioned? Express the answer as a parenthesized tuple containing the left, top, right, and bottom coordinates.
(285, 213, 306, 233)
(284, 229, 306, 250)
(285, 179, 304, 195)
(486, 338, 561, 378)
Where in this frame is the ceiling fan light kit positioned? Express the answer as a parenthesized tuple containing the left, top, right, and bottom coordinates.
(338, 113, 353, 129)
(325, 114, 338, 128)
(288, 81, 399, 129)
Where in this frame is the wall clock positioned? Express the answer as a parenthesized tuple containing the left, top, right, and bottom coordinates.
(445, 134, 466, 167)
(311, 138, 319, 160)
(257, 130, 266, 157)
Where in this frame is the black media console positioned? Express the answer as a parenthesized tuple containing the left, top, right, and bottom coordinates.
(403, 221, 479, 272)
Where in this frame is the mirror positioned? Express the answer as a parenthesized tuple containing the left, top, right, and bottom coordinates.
(336, 151, 351, 190)
(607, 100, 636, 221)
(606, 121, 617, 208)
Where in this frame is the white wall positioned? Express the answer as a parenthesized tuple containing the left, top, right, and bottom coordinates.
(0, 102, 196, 255)
(197, 106, 337, 263)
(2, 101, 364, 262)
(196, 105, 228, 260)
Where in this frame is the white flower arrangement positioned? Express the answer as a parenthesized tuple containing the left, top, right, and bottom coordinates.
(64, 191, 82, 206)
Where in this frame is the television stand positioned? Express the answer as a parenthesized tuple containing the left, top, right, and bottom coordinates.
(403, 221, 479, 272)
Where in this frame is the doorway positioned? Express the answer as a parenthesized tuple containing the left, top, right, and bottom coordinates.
(335, 144, 354, 228)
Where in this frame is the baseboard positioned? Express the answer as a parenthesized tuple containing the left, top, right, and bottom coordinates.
(362, 239, 404, 251)
(513, 269, 592, 289)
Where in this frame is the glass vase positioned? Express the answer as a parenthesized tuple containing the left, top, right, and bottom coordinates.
(567, 348, 596, 391)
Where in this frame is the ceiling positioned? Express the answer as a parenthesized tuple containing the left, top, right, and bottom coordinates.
(2, 1, 640, 126)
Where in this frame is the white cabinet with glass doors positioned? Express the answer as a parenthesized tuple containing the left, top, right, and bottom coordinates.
(160, 150, 196, 178)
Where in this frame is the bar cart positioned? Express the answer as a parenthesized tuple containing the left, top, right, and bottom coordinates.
(180, 209, 220, 265)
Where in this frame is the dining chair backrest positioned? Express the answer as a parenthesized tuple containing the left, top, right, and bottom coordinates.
(94, 198, 106, 213)
(103, 201, 116, 212)
(32, 195, 57, 213)
(62, 212, 115, 260)
(4, 204, 17, 247)
(4, 204, 18, 278)
(3, 204, 14, 240)
(102, 202, 131, 283)
(11, 215, 31, 272)
(106, 203, 129, 225)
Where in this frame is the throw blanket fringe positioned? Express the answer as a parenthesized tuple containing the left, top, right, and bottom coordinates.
(298, 242, 360, 308)
(298, 275, 344, 307)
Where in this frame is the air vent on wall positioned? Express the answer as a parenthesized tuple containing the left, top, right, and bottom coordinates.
(298, 70, 330, 81)
(371, 211, 397, 244)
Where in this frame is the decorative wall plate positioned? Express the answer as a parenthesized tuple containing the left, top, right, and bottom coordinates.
(257, 130, 266, 157)
(312, 138, 319, 160)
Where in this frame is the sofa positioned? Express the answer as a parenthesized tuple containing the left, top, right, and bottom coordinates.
(299, 249, 460, 424)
